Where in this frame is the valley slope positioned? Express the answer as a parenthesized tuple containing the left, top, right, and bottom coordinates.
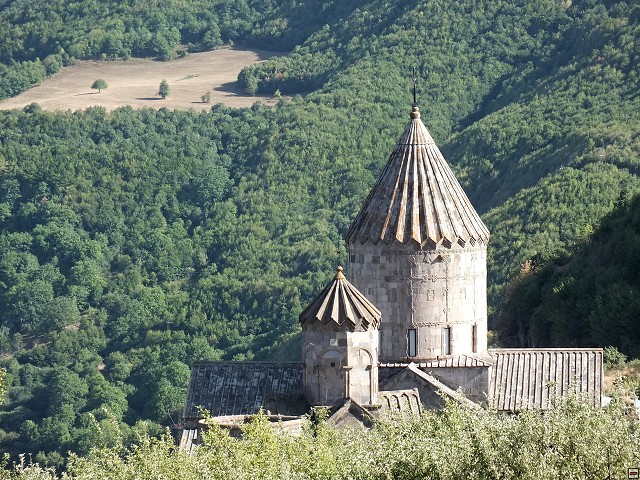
(0, 0, 639, 465)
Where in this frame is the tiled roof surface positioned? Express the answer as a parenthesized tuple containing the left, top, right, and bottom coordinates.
(299, 266, 381, 331)
(183, 362, 307, 419)
(488, 349, 603, 411)
(380, 354, 491, 369)
(178, 428, 198, 453)
(347, 106, 490, 247)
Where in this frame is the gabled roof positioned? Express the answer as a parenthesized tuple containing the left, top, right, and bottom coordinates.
(488, 348, 603, 411)
(381, 363, 480, 410)
(347, 106, 490, 247)
(328, 390, 423, 427)
(183, 362, 307, 419)
(327, 398, 375, 428)
(299, 266, 381, 331)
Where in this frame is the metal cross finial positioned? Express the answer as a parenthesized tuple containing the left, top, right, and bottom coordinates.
(412, 67, 418, 106)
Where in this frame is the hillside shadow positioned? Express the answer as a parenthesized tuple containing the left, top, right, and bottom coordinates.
(213, 81, 242, 95)
(75, 92, 100, 96)
(229, 45, 284, 61)
(136, 97, 164, 101)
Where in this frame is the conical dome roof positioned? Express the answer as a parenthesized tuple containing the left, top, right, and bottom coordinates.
(299, 267, 381, 331)
(347, 106, 490, 247)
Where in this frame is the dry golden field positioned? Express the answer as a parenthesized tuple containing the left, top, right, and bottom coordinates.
(0, 47, 281, 112)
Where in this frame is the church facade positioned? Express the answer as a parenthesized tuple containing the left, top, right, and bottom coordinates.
(179, 103, 603, 450)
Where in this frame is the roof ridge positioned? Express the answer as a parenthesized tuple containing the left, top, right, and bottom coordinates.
(299, 266, 381, 331)
(488, 348, 604, 353)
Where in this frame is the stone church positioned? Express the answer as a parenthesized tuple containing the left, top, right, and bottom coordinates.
(179, 103, 603, 450)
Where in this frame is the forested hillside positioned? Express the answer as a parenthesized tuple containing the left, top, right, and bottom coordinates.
(1, 0, 640, 467)
(0, 0, 376, 99)
(241, 0, 640, 308)
(497, 193, 640, 356)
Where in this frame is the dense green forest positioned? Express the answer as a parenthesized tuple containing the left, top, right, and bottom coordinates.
(0, 0, 376, 99)
(497, 193, 640, 355)
(0, 0, 265, 98)
(1, 0, 640, 468)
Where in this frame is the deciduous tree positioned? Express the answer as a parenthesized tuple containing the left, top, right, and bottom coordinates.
(91, 79, 108, 93)
(157, 79, 170, 99)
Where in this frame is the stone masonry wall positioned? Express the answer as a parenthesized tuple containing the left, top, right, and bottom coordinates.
(429, 366, 491, 405)
(302, 327, 379, 406)
(348, 241, 487, 360)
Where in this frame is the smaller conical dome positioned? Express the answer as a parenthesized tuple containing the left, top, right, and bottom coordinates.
(299, 267, 381, 331)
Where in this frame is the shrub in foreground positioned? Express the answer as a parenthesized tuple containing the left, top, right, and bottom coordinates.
(3, 396, 639, 479)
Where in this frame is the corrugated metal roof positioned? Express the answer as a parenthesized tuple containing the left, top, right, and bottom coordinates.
(347, 106, 490, 247)
(299, 266, 381, 331)
(488, 349, 603, 411)
(183, 362, 307, 419)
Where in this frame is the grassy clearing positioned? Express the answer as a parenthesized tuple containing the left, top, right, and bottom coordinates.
(0, 47, 282, 112)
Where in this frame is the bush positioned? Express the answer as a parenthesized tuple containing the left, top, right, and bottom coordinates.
(604, 346, 628, 367)
(58, 398, 640, 480)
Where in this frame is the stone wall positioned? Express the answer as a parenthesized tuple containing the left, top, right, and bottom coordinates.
(302, 327, 379, 406)
(429, 366, 490, 405)
(348, 241, 487, 360)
